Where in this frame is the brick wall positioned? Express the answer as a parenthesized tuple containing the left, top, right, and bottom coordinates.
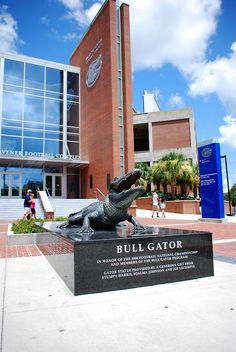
(153, 119, 191, 150)
(136, 197, 230, 215)
(70, 0, 134, 198)
(120, 3, 134, 171)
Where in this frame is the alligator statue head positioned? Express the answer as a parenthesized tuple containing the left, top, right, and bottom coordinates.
(108, 169, 145, 209)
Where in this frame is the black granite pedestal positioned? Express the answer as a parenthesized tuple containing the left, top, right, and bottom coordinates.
(37, 226, 214, 295)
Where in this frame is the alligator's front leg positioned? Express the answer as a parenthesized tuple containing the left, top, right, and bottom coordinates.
(80, 214, 94, 233)
(127, 214, 146, 232)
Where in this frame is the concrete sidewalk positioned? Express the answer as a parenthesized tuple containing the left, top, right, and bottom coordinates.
(136, 209, 236, 222)
(0, 255, 235, 352)
(0, 214, 236, 352)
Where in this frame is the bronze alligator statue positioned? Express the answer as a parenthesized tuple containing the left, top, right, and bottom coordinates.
(60, 169, 145, 233)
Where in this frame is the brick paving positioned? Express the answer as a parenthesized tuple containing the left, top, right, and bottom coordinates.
(0, 222, 41, 259)
(0, 217, 236, 260)
(138, 217, 236, 259)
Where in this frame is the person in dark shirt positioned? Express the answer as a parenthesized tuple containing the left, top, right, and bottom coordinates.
(23, 189, 32, 219)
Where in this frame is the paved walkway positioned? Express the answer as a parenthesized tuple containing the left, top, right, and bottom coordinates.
(0, 213, 236, 352)
(0, 222, 41, 259)
(1, 212, 236, 260)
(136, 210, 236, 262)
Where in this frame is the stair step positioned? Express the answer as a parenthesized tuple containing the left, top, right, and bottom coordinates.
(0, 198, 97, 220)
(0, 199, 44, 220)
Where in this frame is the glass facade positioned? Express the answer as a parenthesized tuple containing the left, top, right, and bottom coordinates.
(0, 165, 80, 198)
(1, 56, 80, 158)
(0, 166, 43, 197)
(0, 54, 81, 198)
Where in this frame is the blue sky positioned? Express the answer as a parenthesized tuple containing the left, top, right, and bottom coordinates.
(0, 0, 236, 190)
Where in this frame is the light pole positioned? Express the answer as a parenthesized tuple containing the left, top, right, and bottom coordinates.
(221, 154, 233, 216)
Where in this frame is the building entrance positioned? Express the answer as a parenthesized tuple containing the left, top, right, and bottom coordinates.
(0, 172, 21, 197)
(44, 174, 63, 197)
(0, 167, 65, 198)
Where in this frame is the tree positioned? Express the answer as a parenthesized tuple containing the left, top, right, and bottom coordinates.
(177, 161, 200, 198)
(224, 183, 236, 207)
(155, 153, 185, 196)
(135, 162, 152, 192)
(190, 163, 200, 199)
(152, 160, 170, 193)
(151, 152, 200, 198)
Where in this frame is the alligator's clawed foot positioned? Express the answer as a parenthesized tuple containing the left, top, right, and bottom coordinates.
(134, 225, 147, 235)
(80, 226, 94, 234)
(58, 222, 68, 229)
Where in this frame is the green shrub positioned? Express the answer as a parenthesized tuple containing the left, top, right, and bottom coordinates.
(54, 216, 68, 221)
(36, 216, 68, 222)
(12, 219, 48, 234)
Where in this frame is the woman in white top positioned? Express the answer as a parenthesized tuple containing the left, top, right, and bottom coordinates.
(160, 196, 166, 218)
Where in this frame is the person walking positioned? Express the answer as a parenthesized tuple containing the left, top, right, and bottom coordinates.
(23, 189, 32, 219)
(30, 193, 36, 219)
(160, 195, 166, 218)
(151, 191, 159, 218)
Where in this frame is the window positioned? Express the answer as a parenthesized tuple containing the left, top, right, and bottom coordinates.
(67, 71, 79, 97)
(67, 102, 79, 127)
(134, 124, 149, 152)
(46, 67, 63, 99)
(45, 140, 62, 155)
(107, 174, 111, 189)
(25, 63, 44, 90)
(24, 95, 44, 123)
(1, 57, 80, 159)
(67, 141, 79, 156)
(23, 127, 43, 138)
(1, 136, 22, 151)
(2, 91, 23, 120)
(23, 138, 43, 154)
(4, 59, 24, 87)
(45, 98, 63, 125)
(1, 127, 22, 136)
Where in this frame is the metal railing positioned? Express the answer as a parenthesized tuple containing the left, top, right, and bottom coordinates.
(95, 188, 106, 200)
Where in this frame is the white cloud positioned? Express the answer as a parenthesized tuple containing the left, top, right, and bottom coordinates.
(62, 32, 79, 42)
(57, 0, 103, 27)
(167, 94, 185, 108)
(125, 0, 221, 71)
(189, 42, 236, 114)
(218, 115, 236, 148)
(57, 0, 236, 115)
(0, 5, 19, 53)
(123, 0, 236, 115)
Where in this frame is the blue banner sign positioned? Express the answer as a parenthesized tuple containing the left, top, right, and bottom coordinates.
(198, 143, 225, 219)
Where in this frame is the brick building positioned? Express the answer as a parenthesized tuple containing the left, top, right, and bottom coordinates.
(0, 0, 134, 199)
(70, 0, 134, 198)
(0, 0, 197, 200)
(134, 89, 197, 165)
(134, 107, 198, 165)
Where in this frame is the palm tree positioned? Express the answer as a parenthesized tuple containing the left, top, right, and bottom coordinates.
(135, 162, 152, 191)
(151, 153, 199, 198)
(159, 152, 185, 196)
(177, 159, 193, 195)
(190, 163, 200, 198)
(152, 160, 170, 193)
